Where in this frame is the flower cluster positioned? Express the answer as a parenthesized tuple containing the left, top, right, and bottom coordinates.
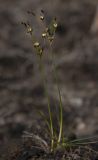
(21, 10, 58, 58)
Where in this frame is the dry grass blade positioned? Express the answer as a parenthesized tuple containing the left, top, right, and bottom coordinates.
(23, 131, 49, 153)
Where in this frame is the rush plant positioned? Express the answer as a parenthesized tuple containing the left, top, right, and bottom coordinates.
(21, 10, 98, 153)
(21, 10, 64, 152)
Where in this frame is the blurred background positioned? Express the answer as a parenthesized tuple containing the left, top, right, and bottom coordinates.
(0, 0, 98, 148)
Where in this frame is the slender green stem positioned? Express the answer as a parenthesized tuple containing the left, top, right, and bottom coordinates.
(38, 56, 54, 151)
(50, 44, 63, 144)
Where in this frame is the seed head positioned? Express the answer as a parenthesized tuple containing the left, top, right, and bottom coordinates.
(39, 48, 43, 56)
(41, 9, 44, 14)
(40, 15, 44, 21)
(34, 42, 40, 48)
(53, 23, 58, 28)
(21, 22, 33, 35)
(42, 32, 47, 38)
(48, 36, 54, 42)
(27, 27, 32, 33)
(21, 22, 27, 27)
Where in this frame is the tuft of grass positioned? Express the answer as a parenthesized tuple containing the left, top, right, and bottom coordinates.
(21, 10, 98, 153)
(21, 10, 63, 152)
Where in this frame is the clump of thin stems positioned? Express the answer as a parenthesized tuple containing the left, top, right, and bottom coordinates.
(21, 11, 63, 151)
(21, 12, 56, 151)
(21, 10, 98, 153)
(49, 44, 63, 145)
(38, 56, 54, 151)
